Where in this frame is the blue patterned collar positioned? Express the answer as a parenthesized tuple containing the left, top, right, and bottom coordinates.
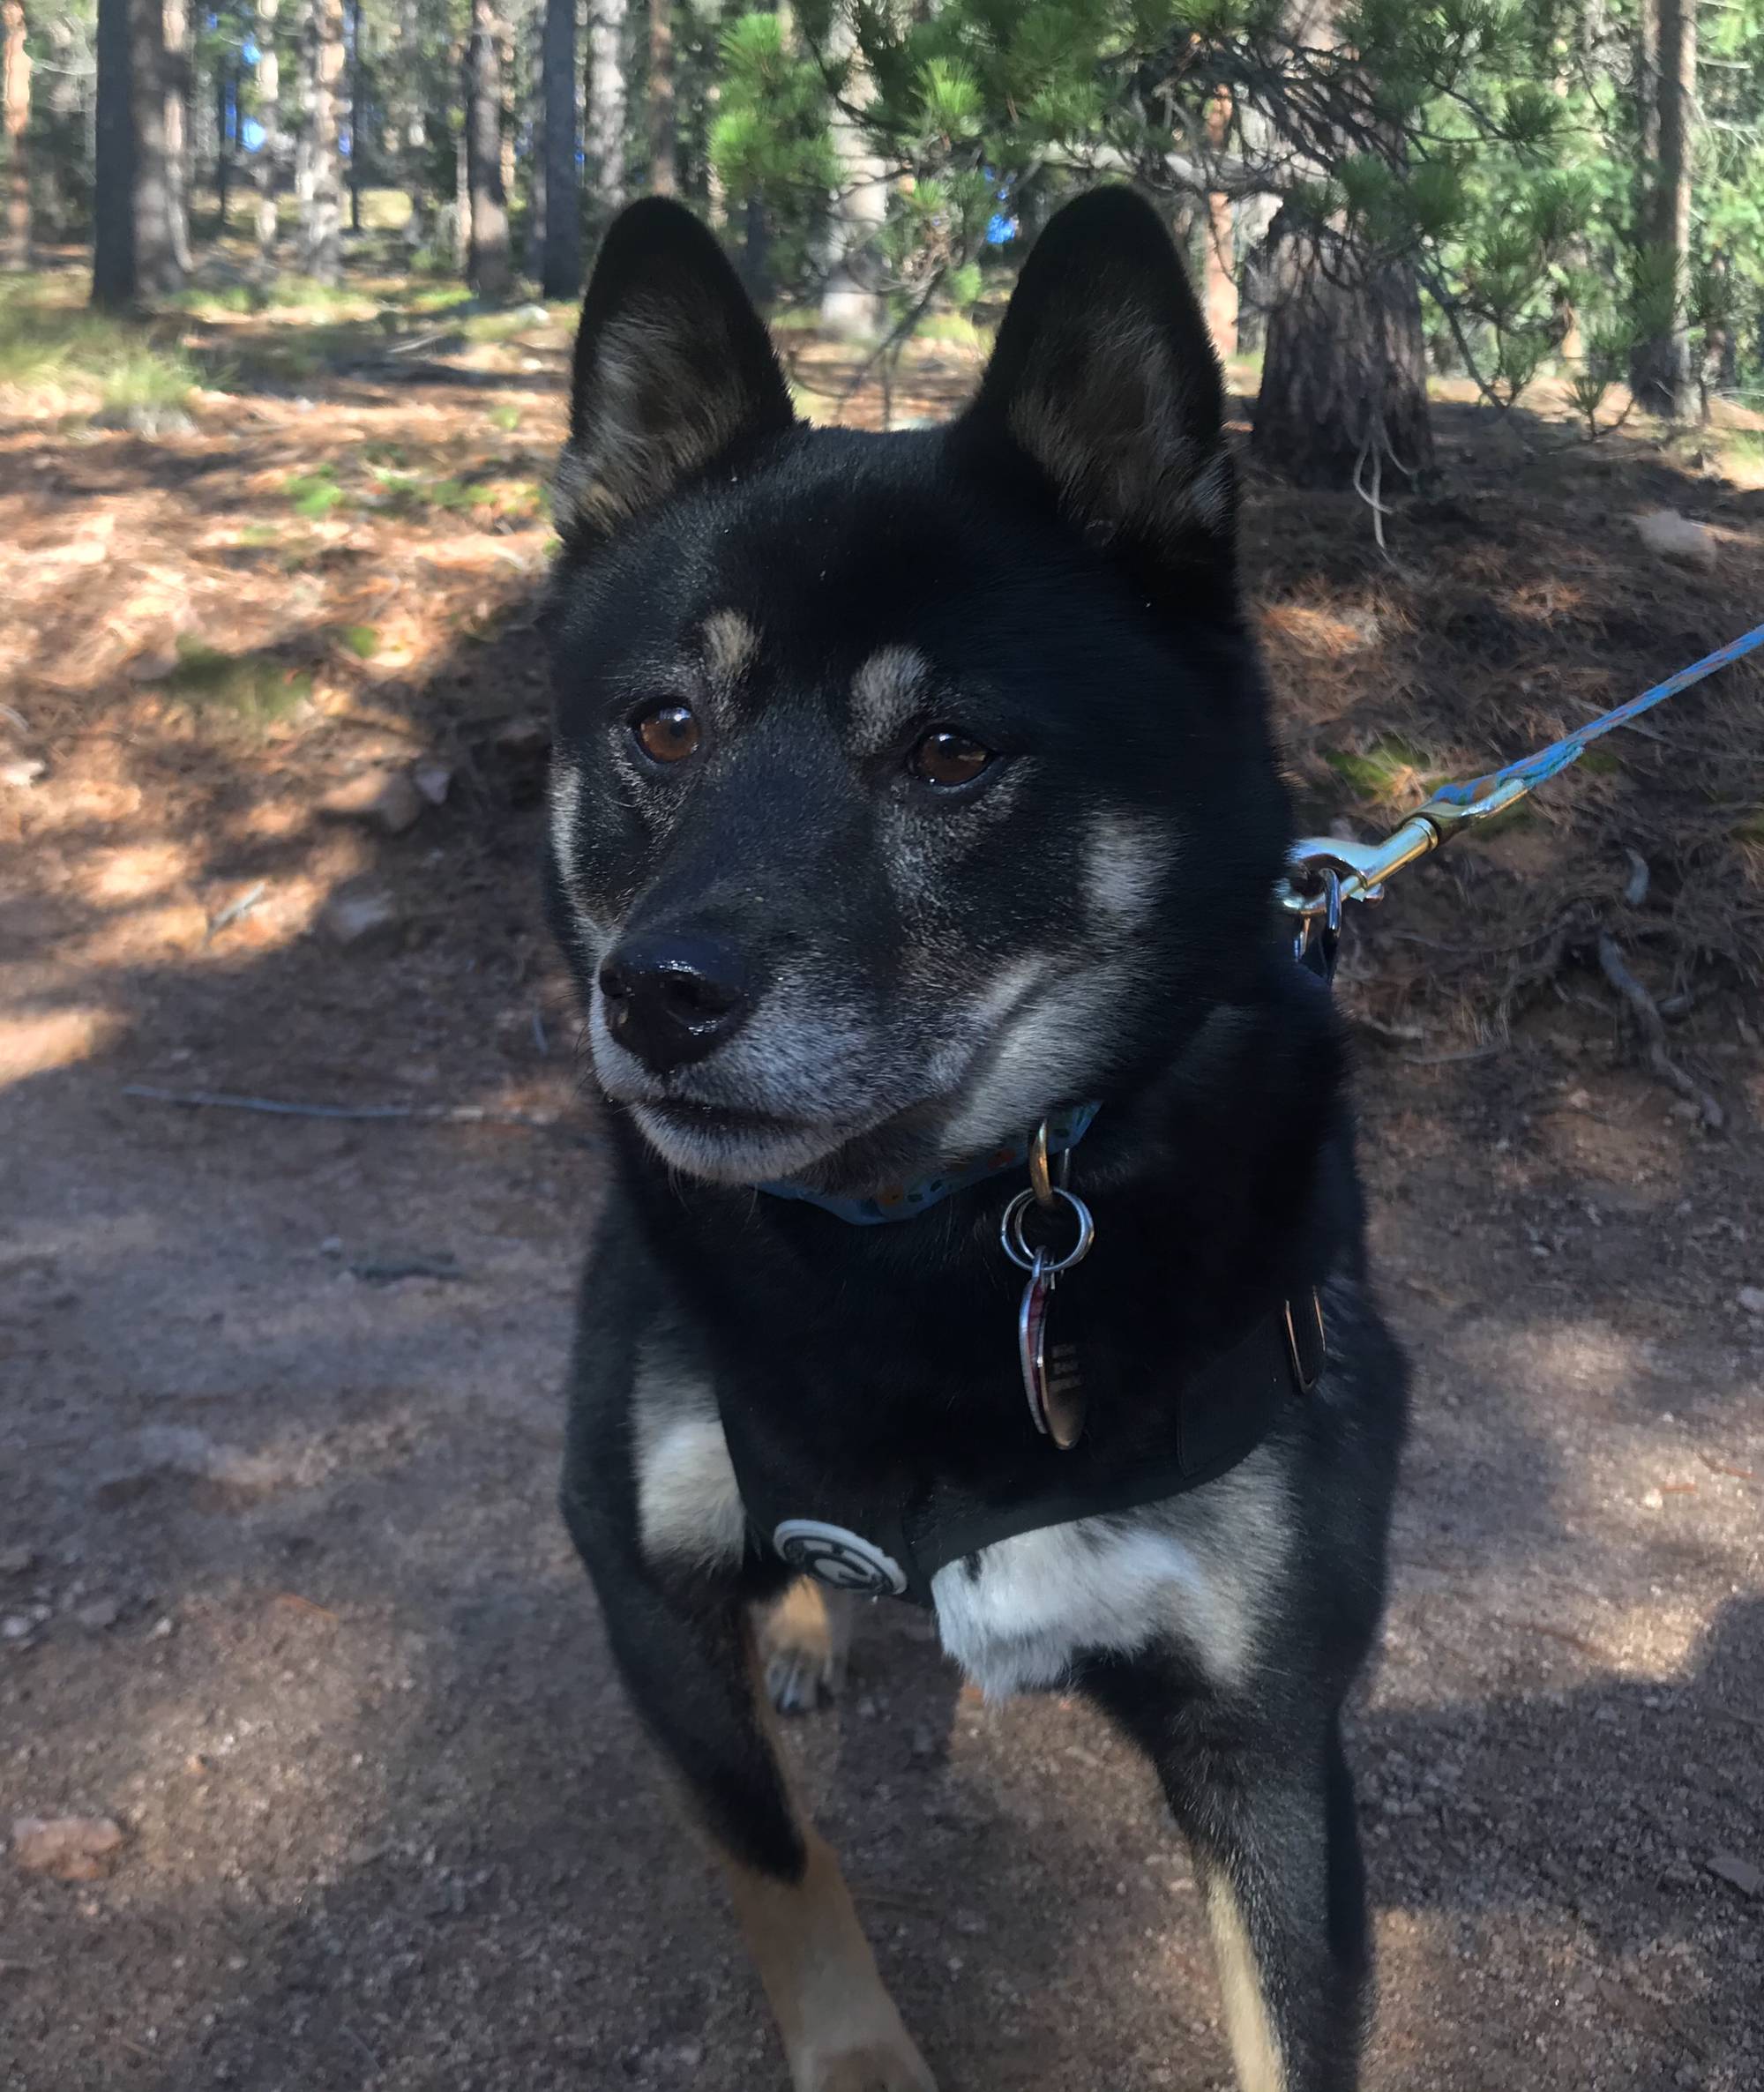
(758, 1102, 1101, 1225)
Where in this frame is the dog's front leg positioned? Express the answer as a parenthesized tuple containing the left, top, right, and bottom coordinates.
(1092, 1669, 1370, 2092)
(561, 1479, 933, 2091)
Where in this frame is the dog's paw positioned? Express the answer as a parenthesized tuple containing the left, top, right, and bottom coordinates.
(766, 1639, 840, 1715)
(804, 2039, 938, 2092)
(758, 1580, 851, 1716)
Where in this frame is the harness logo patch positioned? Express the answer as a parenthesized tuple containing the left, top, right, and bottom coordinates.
(773, 1520, 908, 1597)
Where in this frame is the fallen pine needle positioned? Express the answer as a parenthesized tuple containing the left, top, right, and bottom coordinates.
(269, 1592, 340, 1621)
(1516, 1619, 1611, 1662)
(122, 1083, 561, 1132)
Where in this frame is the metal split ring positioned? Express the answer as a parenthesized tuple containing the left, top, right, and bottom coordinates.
(1292, 863, 1342, 964)
(1000, 1186, 1095, 1275)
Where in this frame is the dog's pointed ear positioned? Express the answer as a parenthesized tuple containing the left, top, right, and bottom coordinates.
(555, 198, 796, 551)
(960, 189, 1233, 576)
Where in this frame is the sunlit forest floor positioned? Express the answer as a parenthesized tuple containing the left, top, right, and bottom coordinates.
(3, 238, 1762, 2090)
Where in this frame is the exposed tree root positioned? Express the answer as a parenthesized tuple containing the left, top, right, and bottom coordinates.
(1595, 933, 1724, 1131)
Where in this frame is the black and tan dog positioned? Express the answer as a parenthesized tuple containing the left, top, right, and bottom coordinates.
(544, 190, 1407, 2092)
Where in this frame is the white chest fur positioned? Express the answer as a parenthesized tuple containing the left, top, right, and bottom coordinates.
(928, 1451, 1290, 1700)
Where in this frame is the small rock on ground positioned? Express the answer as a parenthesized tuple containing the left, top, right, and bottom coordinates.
(11, 1815, 125, 1882)
(317, 768, 424, 836)
(321, 878, 400, 947)
(1633, 509, 1717, 568)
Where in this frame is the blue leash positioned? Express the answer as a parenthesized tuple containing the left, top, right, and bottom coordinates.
(1281, 617, 1764, 918)
(1432, 619, 1764, 805)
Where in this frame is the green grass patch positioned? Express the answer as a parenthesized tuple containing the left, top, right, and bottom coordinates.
(340, 624, 380, 659)
(284, 466, 347, 518)
(489, 403, 521, 433)
(914, 310, 989, 350)
(1322, 736, 1443, 803)
(166, 637, 312, 724)
(0, 277, 197, 408)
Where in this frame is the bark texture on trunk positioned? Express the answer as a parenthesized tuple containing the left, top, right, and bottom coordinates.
(93, 0, 133, 303)
(2, 0, 30, 271)
(255, 0, 280, 259)
(214, 59, 232, 222)
(348, 0, 363, 233)
(647, 0, 673, 196)
(1203, 191, 1237, 357)
(1252, 216, 1432, 488)
(465, 0, 510, 297)
(1200, 87, 1236, 356)
(393, 0, 426, 235)
(163, 0, 191, 270)
(1630, 0, 1697, 418)
(818, 11, 886, 340)
(540, 0, 579, 295)
(297, 0, 343, 282)
(126, 0, 183, 296)
(584, 0, 626, 228)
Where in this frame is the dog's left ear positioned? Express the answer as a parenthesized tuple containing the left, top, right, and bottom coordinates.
(960, 189, 1232, 577)
(556, 197, 796, 551)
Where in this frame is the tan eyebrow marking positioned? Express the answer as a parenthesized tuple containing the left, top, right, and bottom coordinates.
(700, 609, 760, 685)
(848, 644, 931, 756)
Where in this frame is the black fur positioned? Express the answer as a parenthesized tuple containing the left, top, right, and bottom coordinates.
(548, 190, 1408, 2092)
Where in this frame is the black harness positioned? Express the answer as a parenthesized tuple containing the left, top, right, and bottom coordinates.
(717, 1284, 1327, 1606)
(719, 927, 1343, 1609)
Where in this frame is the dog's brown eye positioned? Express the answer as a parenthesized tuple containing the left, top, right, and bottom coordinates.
(909, 728, 992, 788)
(633, 703, 700, 765)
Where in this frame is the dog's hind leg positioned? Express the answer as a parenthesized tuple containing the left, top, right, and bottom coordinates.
(758, 1579, 855, 1715)
(561, 1492, 933, 2092)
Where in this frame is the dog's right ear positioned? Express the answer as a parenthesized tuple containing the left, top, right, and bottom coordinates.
(555, 198, 796, 553)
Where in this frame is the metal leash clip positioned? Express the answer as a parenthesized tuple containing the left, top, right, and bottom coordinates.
(1276, 774, 1534, 923)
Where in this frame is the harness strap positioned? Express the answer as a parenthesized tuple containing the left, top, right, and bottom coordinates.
(721, 1289, 1324, 1608)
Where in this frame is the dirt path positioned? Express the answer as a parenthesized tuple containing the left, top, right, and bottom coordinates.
(3, 315, 1761, 2092)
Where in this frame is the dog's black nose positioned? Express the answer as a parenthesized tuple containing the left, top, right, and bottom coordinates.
(597, 934, 752, 1073)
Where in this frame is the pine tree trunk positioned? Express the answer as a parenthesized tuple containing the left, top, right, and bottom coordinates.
(1630, 0, 1696, 417)
(122, 0, 183, 295)
(392, 0, 425, 240)
(93, 0, 134, 303)
(2, 0, 30, 271)
(1200, 86, 1235, 356)
(498, 18, 515, 217)
(740, 193, 771, 304)
(163, 0, 191, 270)
(255, 0, 280, 260)
(540, 0, 579, 295)
(214, 59, 231, 223)
(1203, 192, 1237, 357)
(452, 123, 467, 267)
(295, 0, 342, 280)
(347, 0, 362, 233)
(818, 10, 886, 339)
(1252, 213, 1432, 489)
(465, 0, 509, 296)
(646, 0, 672, 196)
(584, 0, 625, 230)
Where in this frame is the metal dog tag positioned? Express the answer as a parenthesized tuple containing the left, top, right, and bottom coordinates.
(1020, 1253, 1086, 1448)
